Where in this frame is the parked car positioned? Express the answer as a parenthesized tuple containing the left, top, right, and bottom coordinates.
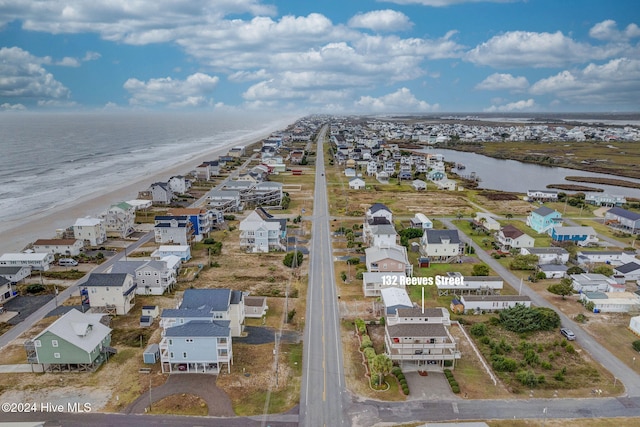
(58, 258, 78, 267)
(560, 328, 576, 341)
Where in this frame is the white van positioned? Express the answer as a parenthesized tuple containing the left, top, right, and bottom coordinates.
(59, 258, 78, 267)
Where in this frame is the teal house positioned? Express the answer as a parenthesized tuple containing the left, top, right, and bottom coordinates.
(26, 309, 115, 372)
(526, 206, 562, 234)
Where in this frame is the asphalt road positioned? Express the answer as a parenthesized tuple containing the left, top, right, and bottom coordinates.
(441, 217, 640, 396)
(299, 126, 349, 427)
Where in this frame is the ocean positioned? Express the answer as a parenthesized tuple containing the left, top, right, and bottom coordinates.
(0, 111, 298, 230)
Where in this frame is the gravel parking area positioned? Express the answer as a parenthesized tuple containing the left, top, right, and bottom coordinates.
(2, 295, 55, 325)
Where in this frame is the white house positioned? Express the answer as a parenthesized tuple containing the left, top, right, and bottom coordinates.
(412, 179, 427, 191)
(0, 252, 55, 271)
(410, 213, 433, 230)
(436, 273, 504, 295)
(520, 247, 570, 265)
(168, 175, 191, 195)
(349, 177, 366, 190)
(368, 224, 399, 247)
(496, 225, 534, 251)
(614, 262, 640, 282)
(154, 215, 194, 246)
(244, 296, 268, 318)
(344, 168, 356, 177)
(570, 273, 617, 293)
(604, 207, 640, 234)
(0, 266, 31, 284)
(362, 272, 406, 297)
(580, 292, 640, 313)
(100, 202, 135, 238)
(32, 239, 84, 256)
(110, 260, 177, 296)
(383, 298, 459, 368)
(576, 250, 637, 267)
(538, 264, 568, 279)
(151, 245, 191, 261)
(420, 229, 463, 262)
(365, 203, 393, 223)
(149, 182, 174, 205)
(629, 316, 640, 335)
(460, 295, 531, 312)
(474, 213, 501, 231)
(239, 208, 287, 253)
(0, 277, 17, 304)
(73, 217, 107, 247)
(526, 190, 558, 202)
(83, 273, 136, 315)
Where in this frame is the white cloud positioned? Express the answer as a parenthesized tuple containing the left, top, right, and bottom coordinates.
(466, 31, 619, 68)
(56, 57, 81, 67)
(529, 58, 640, 105)
(37, 99, 78, 108)
(83, 51, 101, 61)
(484, 98, 536, 112)
(475, 73, 529, 91)
(228, 69, 270, 82)
(348, 9, 412, 32)
(0, 47, 71, 99)
(354, 87, 438, 112)
(123, 72, 220, 107)
(1, 102, 27, 111)
(589, 20, 640, 42)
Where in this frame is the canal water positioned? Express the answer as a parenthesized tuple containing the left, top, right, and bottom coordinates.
(416, 148, 640, 198)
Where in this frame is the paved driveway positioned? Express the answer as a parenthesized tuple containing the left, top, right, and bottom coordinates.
(404, 371, 457, 401)
(125, 374, 234, 416)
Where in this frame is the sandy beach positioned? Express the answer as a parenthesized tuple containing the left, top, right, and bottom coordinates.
(0, 132, 274, 254)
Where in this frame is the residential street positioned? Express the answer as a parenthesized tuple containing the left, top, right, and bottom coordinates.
(299, 125, 349, 427)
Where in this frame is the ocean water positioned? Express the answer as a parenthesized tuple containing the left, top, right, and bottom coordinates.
(0, 111, 298, 225)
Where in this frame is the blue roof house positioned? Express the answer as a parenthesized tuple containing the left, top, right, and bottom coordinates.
(550, 226, 598, 246)
(526, 206, 563, 234)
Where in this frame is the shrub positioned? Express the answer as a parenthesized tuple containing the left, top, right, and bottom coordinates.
(632, 340, 640, 352)
(492, 355, 518, 372)
(516, 370, 540, 387)
(479, 336, 491, 345)
(363, 347, 376, 363)
(283, 250, 303, 268)
(360, 335, 373, 350)
(451, 384, 460, 393)
(402, 385, 410, 395)
(470, 323, 487, 337)
(541, 361, 553, 370)
(565, 344, 575, 354)
(26, 284, 45, 294)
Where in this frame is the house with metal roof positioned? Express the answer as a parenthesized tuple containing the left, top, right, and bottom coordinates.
(73, 216, 107, 246)
(550, 226, 598, 246)
(365, 244, 413, 276)
(460, 295, 531, 312)
(579, 291, 640, 313)
(110, 259, 177, 296)
(24, 309, 114, 372)
(82, 273, 136, 315)
(570, 273, 617, 293)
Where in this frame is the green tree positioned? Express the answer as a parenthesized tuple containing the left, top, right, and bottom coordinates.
(592, 265, 614, 277)
(472, 263, 490, 276)
(283, 250, 303, 268)
(547, 278, 574, 299)
(371, 354, 393, 387)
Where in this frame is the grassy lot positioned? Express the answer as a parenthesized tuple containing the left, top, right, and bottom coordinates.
(582, 314, 640, 375)
(150, 394, 208, 416)
(453, 219, 498, 249)
(469, 320, 623, 397)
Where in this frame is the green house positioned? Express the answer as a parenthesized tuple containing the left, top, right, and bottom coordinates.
(26, 309, 116, 372)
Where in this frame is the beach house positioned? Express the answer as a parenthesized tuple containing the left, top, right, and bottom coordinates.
(526, 206, 562, 234)
(365, 245, 413, 276)
(110, 260, 176, 296)
(496, 225, 534, 250)
(0, 252, 55, 271)
(239, 208, 287, 253)
(167, 208, 212, 243)
(159, 288, 245, 374)
(83, 273, 137, 315)
(605, 207, 640, 234)
(100, 202, 136, 238)
(154, 215, 194, 246)
(419, 229, 463, 263)
(24, 309, 115, 372)
(550, 226, 598, 246)
(73, 217, 107, 247)
(32, 239, 84, 257)
(520, 247, 570, 265)
(0, 277, 17, 304)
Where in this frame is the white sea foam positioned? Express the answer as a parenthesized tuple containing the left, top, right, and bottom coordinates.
(0, 111, 298, 227)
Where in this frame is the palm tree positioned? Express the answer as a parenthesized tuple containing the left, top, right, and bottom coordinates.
(371, 354, 393, 387)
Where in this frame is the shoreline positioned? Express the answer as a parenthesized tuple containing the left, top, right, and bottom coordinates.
(433, 143, 640, 180)
(0, 127, 286, 254)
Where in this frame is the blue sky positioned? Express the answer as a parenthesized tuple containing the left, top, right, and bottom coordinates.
(1, 0, 639, 114)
